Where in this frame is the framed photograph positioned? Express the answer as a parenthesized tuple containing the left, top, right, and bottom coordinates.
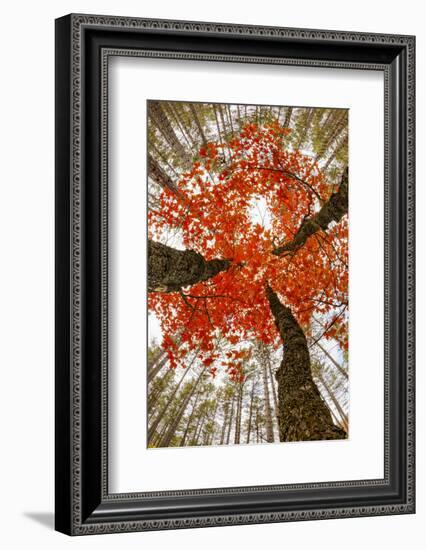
(55, 14, 415, 535)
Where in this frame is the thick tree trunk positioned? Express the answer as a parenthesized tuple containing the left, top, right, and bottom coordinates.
(148, 239, 230, 292)
(266, 286, 346, 442)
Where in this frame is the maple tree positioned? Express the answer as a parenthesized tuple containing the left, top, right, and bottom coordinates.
(148, 107, 348, 442)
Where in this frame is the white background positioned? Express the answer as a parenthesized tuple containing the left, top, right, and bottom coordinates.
(110, 58, 384, 493)
(0, 0, 423, 549)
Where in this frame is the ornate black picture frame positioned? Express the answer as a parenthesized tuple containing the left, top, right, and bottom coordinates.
(55, 13, 415, 535)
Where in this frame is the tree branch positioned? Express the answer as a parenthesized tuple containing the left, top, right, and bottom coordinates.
(272, 167, 348, 257)
(148, 239, 231, 293)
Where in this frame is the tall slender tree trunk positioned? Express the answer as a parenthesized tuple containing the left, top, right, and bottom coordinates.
(148, 364, 192, 442)
(227, 105, 235, 138)
(148, 367, 174, 413)
(147, 354, 168, 384)
(189, 104, 208, 147)
(191, 414, 204, 445)
(283, 107, 293, 128)
(296, 108, 314, 149)
(312, 325, 348, 380)
(263, 346, 280, 436)
(218, 105, 232, 160)
(220, 401, 229, 445)
(158, 367, 206, 447)
(166, 103, 195, 149)
(269, 370, 280, 438)
(148, 154, 184, 198)
(208, 402, 219, 445)
(246, 380, 256, 444)
(315, 368, 349, 432)
(255, 405, 260, 443)
(213, 106, 227, 163)
(151, 419, 169, 446)
(226, 395, 235, 444)
(259, 344, 275, 443)
(324, 132, 348, 171)
(148, 348, 165, 370)
(148, 101, 192, 167)
(234, 383, 244, 444)
(266, 286, 347, 442)
(179, 387, 202, 446)
(197, 415, 207, 445)
(237, 104, 242, 128)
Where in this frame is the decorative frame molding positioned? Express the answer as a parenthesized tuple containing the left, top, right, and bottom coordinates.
(55, 14, 415, 535)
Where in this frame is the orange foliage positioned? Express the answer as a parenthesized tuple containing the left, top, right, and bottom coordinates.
(149, 122, 348, 380)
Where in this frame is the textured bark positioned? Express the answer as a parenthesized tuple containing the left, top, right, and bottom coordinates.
(272, 167, 348, 257)
(266, 286, 347, 442)
(148, 239, 230, 292)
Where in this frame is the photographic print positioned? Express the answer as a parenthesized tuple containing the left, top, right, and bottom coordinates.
(147, 101, 349, 449)
(55, 16, 414, 533)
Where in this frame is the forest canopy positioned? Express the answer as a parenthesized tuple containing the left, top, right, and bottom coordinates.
(147, 101, 349, 448)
